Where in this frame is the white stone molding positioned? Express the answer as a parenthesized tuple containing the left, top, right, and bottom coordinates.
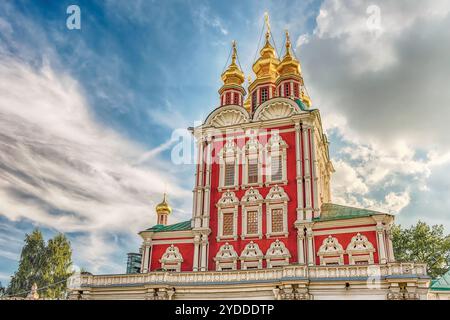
(346, 233, 375, 265)
(217, 191, 239, 241)
(214, 242, 238, 271)
(317, 236, 344, 266)
(159, 245, 184, 272)
(266, 185, 289, 238)
(239, 241, 264, 270)
(218, 138, 240, 191)
(265, 239, 291, 268)
(386, 224, 396, 262)
(242, 135, 264, 187)
(204, 105, 250, 127)
(253, 99, 301, 121)
(294, 123, 304, 220)
(241, 188, 264, 239)
(265, 132, 288, 185)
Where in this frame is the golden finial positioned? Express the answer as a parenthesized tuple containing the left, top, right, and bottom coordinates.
(247, 75, 252, 84)
(231, 40, 237, 65)
(264, 12, 271, 34)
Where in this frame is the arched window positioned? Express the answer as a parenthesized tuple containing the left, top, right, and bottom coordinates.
(265, 239, 291, 268)
(266, 132, 288, 185)
(233, 92, 239, 105)
(216, 191, 239, 241)
(317, 236, 344, 266)
(284, 82, 290, 97)
(219, 138, 239, 190)
(239, 241, 264, 270)
(225, 92, 231, 105)
(214, 242, 238, 271)
(159, 245, 184, 272)
(241, 188, 263, 239)
(265, 185, 289, 238)
(346, 233, 375, 265)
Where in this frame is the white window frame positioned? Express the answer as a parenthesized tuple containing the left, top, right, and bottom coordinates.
(317, 236, 345, 266)
(346, 233, 375, 265)
(216, 191, 239, 241)
(265, 133, 288, 186)
(239, 241, 264, 270)
(242, 136, 263, 188)
(219, 139, 240, 191)
(241, 188, 264, 239)
(265, 239, 291, 268)
(214, 242, 238, 271)
(265, 185, 289, 238)
(159, 244, 184, 272)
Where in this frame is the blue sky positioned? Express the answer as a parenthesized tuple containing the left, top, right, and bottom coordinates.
(1, 0, 450, 286)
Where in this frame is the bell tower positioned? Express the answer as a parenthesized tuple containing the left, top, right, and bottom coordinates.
(219, 41, 246, 107)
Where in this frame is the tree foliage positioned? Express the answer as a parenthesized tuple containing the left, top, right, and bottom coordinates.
(392, 221, 450, 278)
(6, 229, 73, 298)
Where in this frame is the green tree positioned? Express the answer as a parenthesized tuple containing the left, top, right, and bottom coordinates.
(392, 221, 450, 278)
(42, 233, 73, 299)
(7, 229, 46, 296)
(0, 281, 5, 297)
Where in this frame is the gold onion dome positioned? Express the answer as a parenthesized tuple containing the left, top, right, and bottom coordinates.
(277, 30, 301, 77)
(221, 41, 245, 86)
(252, 31, 280, 80)
(155, 193, 172, 214)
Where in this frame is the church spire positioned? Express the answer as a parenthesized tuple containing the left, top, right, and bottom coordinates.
(219, 41, 246, 107)
(155, 193, 172, 225)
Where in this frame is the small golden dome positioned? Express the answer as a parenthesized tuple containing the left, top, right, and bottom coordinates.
(221, 41, 245, 86)
(155, 193, 172, 215)
(252, 31, 280, 80)
(277, 30, 301, 77)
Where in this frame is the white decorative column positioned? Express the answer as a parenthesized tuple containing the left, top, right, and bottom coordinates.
(142, 240, 151, 273)
(200, 234, 208, 271)
(303, 126, 313, 220)
(193, 234, 201, 271)
(297, 228, 306, 264)
(295, 123, 304, 221)
(309, 127, 320, 218)
(376, 221, 387, 264)
(386, 225, 395, 262)
(194, 138, 205, 228)
(202, 135, 213, 229)
(306, 224, 315, 266)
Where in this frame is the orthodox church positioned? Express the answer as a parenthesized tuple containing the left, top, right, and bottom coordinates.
(70, 16, 430, 300)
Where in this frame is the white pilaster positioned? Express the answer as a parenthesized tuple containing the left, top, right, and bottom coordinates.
(297, 228, 306, 264)
(200, 234, 208, 271)
(193, 234, 201, 271)
(202, 136, 213, 228)
(303, 127, 312, 220)
(295, 123, 304, 221)
(310, 127, 320, 217)
(306, 225, 314, 266)
(376, 222, 387, 264)
(142, 242, 151, 273)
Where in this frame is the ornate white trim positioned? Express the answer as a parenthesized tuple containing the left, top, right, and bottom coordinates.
(204, 105, 250, 127)
(239, 241, 264, 270)
(159, 245, 184, 272)
(241, 188, 264, 239)
(346, 233, 375, 265)
(242, 135, 263, 187)
(265, 239, 291, 268)
(214, 242, 238, 271)
(253, 99, 301, 121)
(317, 236, 344, 266)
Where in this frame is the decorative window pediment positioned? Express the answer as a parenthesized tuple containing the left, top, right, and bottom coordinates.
(241, 188, 264, 203)
(217, 191, 239, 208)
(265, 239, 291, 268)
(317, 236, 344, 266)
(159, 245, 183, 272)
(266, 185, 289, 202)
(267, 132, 288, 151)
(253, 100, 300, 121)
(239, 241, 264, 269)
(346, 233, 375, 265)
(214, 242, 238, 271)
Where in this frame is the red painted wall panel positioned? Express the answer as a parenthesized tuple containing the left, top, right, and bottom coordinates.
(150, 243, 194, 272)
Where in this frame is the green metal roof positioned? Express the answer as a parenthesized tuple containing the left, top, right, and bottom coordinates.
(144, 220, 192, 233)
(430, 270, 450, 291)
(314, 203, 386, 222)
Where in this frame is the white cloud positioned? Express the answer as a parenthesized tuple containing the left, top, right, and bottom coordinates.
(0, 56, 192, 272)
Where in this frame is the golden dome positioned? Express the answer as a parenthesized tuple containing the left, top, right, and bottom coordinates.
(277, 30, 301, 77)
(221, 41, 245, 86)
(251, 31, 280, 81)
(155, 193, 172, 215)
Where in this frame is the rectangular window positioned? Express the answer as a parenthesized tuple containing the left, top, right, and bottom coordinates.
(233, 93, 239, 105)
(224, 162, 235, 186)
(271, 155, 283, 181)
(294, 83, 299, 97)
(252, 91, 257, 110)
(278, 86, 282, 97)
(225, 92, 231, 105)
(247, 211, 258, 235)
(261, 87, 269, 103)
(222, 212, 234, 236)
(271, 209, 284, 233)
(284, 83, 290, 97)
(248, 158, 258, 184)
